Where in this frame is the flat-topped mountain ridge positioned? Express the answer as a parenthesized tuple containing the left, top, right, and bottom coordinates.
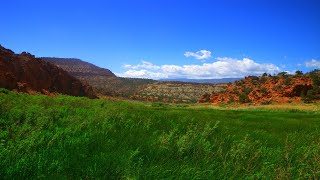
(42, 57, 116, 77)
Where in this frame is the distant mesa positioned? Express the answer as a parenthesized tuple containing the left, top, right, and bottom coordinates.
(42, 57, 156, 97)
(0, 45, 97, 98)
(42, 57, 116, 77)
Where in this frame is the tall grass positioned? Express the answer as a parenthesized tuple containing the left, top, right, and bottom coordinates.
(0, 89, 320, 179)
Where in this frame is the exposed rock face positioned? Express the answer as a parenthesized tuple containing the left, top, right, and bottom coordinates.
(0, 45, 97, 98)
(199, 75, 317, 104)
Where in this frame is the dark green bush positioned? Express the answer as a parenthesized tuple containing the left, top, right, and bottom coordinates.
(248, 76, 259, 81)
(235, 81, 245, 86)
(261, 100, 272, 105)
(228, 96, 235, 103)
(0, 88, 10, 94)
(277, 72, 288, 78)
(244, 87, 253, 95)
(259, 77, 267, 84)
(284, 77, 292, 85)
(151, 102, 168, 108)
(239, 93, 250, 103)
(273, 84, 283, 91)
(260, 87, 268, 95)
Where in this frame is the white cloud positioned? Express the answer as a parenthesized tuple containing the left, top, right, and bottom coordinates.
(116, 57, 281, 80)
(123, 61, 160, 70)
(184, 50, 212, 60)
(115, 69, 168, 79)
(306, 59, 320, 68)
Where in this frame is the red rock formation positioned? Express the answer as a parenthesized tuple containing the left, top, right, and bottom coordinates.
(199, 75, 317, 104)
(197, 93, 211, 103)
(0, 45, 97, 98)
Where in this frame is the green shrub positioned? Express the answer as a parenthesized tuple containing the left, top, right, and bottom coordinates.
(259, 77, 267, 84)
(228, 96, 235, 103)
(271, 76, 280, 81)
(0, 88, 10, 94)
(277, 72, 288, 78)
(244, 87, 253, 95)
(302, 89, 317, 103)
(151, 102, 169, 108)
(236, 81, 245, 86)
(309, 69, 320, 88)
(273, 84, 283, 91)
(233, 89, 240, 96)
(260, 87, 268, 95)
(284, 77, 292, 85)
(239, 93, 250, 103)
(261, 100, 272, 105)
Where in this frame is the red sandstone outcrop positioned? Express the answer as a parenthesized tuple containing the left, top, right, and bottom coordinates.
(0, 45, 97, 98)
(199, 75, 318, 104)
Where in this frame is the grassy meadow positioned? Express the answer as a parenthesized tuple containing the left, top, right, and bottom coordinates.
(0, 88, 320, 179)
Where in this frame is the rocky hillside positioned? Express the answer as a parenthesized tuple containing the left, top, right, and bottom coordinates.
(42, 57, 156, 96)
(131, 82, 227, 103)
(198, 71, 320, 104)
(0, 45, 96, 98)
(42, 57, 228, 103)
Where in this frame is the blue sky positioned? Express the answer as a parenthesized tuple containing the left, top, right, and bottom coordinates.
(1, 0, 319, 79)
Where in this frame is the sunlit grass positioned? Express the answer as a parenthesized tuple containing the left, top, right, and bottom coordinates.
(1, 89, 320, 179)
(189, 102, 320, 112)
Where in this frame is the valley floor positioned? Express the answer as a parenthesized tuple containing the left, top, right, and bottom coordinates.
(0, 89, 320, 179)
(188, 101, 320, 112)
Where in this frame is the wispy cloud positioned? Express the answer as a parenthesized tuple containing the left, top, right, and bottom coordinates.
(116, 69, 167, 79)
(116, 57, 281, 79)
(184, 50, 212, 60)
(306, 59, 320, 68)
(123, 60, 160, 70)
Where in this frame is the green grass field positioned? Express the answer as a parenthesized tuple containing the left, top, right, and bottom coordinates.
(1, 89, 320, 179)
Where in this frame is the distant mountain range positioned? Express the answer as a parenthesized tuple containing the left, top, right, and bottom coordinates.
(159, 78, 242, 84)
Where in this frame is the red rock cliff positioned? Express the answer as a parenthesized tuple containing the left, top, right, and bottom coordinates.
(0, 45, 97, 98)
